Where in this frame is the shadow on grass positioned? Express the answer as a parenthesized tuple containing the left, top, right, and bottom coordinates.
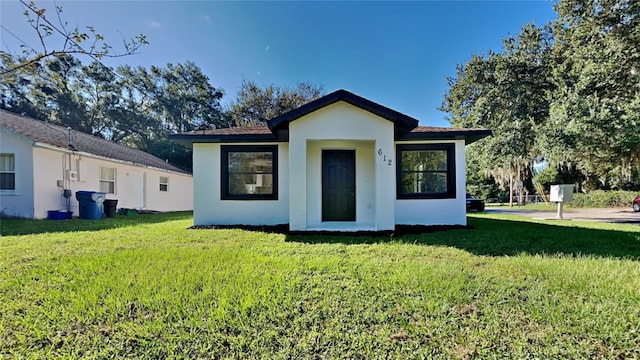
(0, 211, 193, 236)
(285, 217, 640, 260)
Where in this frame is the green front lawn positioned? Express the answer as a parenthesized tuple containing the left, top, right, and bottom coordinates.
(1, 213, 639, 358)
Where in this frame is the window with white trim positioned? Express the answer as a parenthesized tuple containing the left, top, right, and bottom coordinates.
(99, 167, 116, 194)
(159, 176, 169, 192)
(0, 153, 16, 191)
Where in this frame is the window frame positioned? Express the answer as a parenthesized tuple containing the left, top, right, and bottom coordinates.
(220, 145, 278, 200)
(0, 153, 16, 192)
(395, 143, 456, 200)
(99, 167, 117, 194)
(159, 176, 169, 192)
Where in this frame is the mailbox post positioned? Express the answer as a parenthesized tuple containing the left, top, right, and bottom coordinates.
(550, 184, 574, 219)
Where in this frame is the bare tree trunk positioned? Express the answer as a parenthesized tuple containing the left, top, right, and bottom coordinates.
(509, 174, 514, 208)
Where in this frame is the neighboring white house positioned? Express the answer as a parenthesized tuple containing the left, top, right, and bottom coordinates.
(0, 110, 193, 219)
(171, 90, 490, 231)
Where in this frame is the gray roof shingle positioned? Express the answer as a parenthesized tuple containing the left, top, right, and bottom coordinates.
(181, 126, 272, 136)
(170, 89, 491, 146)
(0, 110, 189, 174)
(403, 126, 492, 144)
(267, 89, 420, 133)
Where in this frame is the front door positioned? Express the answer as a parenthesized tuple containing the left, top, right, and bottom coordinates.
(322, 150, 356, 221)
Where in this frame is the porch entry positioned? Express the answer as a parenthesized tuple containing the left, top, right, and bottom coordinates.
(322, 150, 356, 221)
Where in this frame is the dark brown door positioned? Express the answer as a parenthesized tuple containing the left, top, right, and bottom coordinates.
(322, 150, 356, 221)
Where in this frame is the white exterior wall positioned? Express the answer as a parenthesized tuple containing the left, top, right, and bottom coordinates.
(29, 146, 193, 219)
(394, 140, 467, 226)
(144, 169, 193, 212)
(289, 102, 395, 231)
(306, 140, 377, 229)
(0, 130, 35, 218)
(32, 147, 70, 218)
(192, 142, 289, 226)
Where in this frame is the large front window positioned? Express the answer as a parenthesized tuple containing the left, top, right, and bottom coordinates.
(221, 145, 278, 200)
(396, 144, 456, 199)
(0, 153, 15, 191)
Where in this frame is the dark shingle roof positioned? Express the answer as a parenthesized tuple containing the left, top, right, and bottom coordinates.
(171, 125, 277, 146)
(402, 126, 492, 144)
(267, 89, 419, 134)
(0, 110, 189, 174)
(169, 89, 491, 146)
(182, 126, 272, 136)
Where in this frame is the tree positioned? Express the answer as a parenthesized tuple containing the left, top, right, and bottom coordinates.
(228, 80, 325, 127)
(1, 53, 91, 131)
(0, 52, 45, 119)
(1, 53, 122, 136)
(79, 61, 122, 136)
(441, 0, 640, 193)
(1, 51, 227, 170)
(113, 62, 228, 169)
(540, 0, 640, 190)
(0, 0, 147, 77)
(114, 63, 227, 135)
(441, 24, 553, 204)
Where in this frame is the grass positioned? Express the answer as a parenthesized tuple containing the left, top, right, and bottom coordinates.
(1, 212, 639, 358)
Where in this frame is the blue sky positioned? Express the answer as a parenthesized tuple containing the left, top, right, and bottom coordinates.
(1, 1, 557, 127)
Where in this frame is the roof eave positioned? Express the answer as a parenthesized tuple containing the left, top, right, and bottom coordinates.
(169, 133, 279, 148)
(31, 141, 191, 175)
(267, 89, 420, 132)
(398, 130, 492, 145)
(1, 110, 189, 174)
(0, 126, 37, 145)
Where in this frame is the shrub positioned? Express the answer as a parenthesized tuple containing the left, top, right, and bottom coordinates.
(533, 166, 560, 191)
(570, 190, 637, 208)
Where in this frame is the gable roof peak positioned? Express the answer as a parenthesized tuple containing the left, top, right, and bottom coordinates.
(267, 89, 419, 133)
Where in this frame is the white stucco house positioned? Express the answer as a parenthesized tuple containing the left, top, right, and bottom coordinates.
(0, 110, 193, 219)
(171, 90, 490, 231)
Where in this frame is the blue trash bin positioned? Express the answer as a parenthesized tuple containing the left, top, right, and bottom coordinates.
(76, 191, 106, 219)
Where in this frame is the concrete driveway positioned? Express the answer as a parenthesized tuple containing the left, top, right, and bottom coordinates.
(485, 207, 640, 224)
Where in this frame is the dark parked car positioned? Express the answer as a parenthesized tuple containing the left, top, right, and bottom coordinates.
(633, 195, 640, 212)
(466, 192, 485, 212)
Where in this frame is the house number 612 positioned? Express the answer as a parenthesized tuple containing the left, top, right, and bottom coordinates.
(377, 148, 392, 166)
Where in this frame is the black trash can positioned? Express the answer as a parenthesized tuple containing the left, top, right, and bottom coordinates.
(103, 199, 118, 218)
